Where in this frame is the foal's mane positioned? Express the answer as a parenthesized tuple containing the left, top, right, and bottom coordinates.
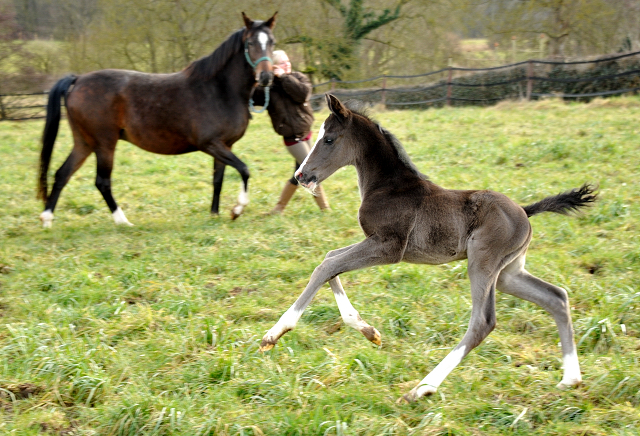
(184, 23, 263, 81)
(345, 101, 427, 180)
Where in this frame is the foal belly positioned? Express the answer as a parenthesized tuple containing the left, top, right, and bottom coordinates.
(402, 244, 467, 265)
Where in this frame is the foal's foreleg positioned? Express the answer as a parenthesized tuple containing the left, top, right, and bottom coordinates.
(260, 238, 402, 351)
(497, 254, 582, 388)
(329, 276, 381, 345)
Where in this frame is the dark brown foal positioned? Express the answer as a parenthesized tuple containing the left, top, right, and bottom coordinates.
(260, 94, 596, 401)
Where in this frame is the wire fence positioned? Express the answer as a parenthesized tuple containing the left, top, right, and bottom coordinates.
(310, 50, 640, 110)
(1, 50, 640, 121)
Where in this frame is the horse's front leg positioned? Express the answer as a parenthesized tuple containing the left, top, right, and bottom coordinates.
(260, 237, 402, 351)
(202, 142, 250, 219)
(211, 158, 226, 215)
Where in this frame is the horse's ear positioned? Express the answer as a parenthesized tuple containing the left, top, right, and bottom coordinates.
(265, 12, 278, 29)
(242, 12, 254, 30)
(325, 94, 350, 122)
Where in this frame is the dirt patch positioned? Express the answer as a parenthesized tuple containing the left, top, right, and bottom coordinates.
(0, 382, 43, 400)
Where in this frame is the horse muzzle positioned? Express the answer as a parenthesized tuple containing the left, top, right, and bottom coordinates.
(295, 171, 318, 190)
(258, 70, 274, 87)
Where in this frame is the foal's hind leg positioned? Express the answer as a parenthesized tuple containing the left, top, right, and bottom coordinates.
(497, 253, 582, 388)
(403, 237, 522, 402)
(94, 147, 132, 226)
(40, 140, 92, 228)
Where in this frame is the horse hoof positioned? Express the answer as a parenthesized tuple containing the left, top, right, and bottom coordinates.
(230, 206, 243, 220)
(259, 342, 274, 352)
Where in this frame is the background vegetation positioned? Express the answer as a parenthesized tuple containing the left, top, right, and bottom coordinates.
(1, 97, 639, 434)
(1, 0, 640, 93)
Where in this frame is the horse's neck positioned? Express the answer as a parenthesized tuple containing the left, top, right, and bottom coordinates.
(354, 131, 422, 196)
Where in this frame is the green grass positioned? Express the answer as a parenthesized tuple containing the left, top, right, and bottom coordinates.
(1, 97, 640, 435)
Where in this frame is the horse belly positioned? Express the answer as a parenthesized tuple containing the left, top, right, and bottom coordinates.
(402, 244, 467, 265)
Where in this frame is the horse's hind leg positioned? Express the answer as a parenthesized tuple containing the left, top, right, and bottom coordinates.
(95, 147, 132, 226)
(40, 140, 92, 228)
(496, 253, 581, 388)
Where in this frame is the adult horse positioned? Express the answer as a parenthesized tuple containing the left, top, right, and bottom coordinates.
(260, 94, 597, 401)
(37, 12, 277, 228)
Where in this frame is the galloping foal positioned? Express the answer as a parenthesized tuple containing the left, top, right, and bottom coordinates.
(261, 94, 597, 402)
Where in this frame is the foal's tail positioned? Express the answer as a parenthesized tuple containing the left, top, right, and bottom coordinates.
(523, 183, 598, 218)
(38, 74, 77, 203)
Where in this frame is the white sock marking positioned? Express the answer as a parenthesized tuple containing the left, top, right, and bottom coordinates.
(112, 207, 133, 226)
(295, 122, 324, 178)
(264, 306, 303, 342)
(334, 291, 362, 330)
(560, 350, 582, 385)
(40, 210, 53, 228)
(415, 346, 467, 397)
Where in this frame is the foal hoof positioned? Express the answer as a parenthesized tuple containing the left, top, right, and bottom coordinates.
(556, 378, 582, 390)
(259, 340, 275, 352)
(361, 326, 382, 346)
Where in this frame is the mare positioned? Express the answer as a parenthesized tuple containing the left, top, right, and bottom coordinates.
(37, 12, 277, 228)
(260, 94, 597, 402)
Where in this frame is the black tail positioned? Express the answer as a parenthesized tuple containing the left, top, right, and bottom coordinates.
(523, 183, 598, 218)
(38, 74, 77, 203)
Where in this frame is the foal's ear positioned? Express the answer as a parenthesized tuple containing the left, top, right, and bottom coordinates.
(325, 94, 350, 123)
(265, 12, 278, 29)
(242, 12, 254, 30)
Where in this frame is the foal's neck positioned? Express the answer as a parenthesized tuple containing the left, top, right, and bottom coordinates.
(353, 121, 425, 195)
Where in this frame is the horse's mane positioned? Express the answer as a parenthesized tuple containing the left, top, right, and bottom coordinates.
(344, 100, 428, 180)
(184, 28, 245, 81)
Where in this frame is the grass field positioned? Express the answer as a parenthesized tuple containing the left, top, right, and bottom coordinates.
(1, 97, 639, 435)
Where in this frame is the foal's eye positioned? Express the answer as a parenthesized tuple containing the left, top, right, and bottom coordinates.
(324, 138, 334, 145)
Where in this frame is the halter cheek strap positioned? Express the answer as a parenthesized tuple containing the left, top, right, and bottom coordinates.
(245, 39, 273, 113)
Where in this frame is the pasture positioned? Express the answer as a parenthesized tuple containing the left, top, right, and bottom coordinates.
(1, 98, 639, 435)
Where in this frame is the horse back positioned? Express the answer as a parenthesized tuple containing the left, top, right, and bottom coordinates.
(65, 69, 250, 154)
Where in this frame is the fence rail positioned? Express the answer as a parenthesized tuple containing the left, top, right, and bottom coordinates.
(2, 50, 640, 121)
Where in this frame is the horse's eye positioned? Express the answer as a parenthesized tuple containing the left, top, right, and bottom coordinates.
(325, 138, 333, 145)
(247, 41, 254, 47)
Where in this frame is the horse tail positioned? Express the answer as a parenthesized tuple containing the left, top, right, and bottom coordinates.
(522, 183, 598, 218)
(38, 74, 77, 203)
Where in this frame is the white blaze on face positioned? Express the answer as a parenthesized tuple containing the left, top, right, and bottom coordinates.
(295, 122, 324, 180)
(258, 32, 268, 52)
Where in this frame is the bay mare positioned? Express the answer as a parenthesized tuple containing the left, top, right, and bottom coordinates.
(261, 94, 597, 402)
(37, 12, 277, 228)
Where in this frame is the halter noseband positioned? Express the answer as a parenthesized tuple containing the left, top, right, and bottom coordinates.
(245, 38, 272, 114)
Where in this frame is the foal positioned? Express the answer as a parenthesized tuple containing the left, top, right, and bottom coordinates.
(260, 94, 596, 401)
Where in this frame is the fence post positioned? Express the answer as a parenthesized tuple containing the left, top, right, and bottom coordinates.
(331, 78, 336, 92)
(526, 60, 533, 101)
(446, 67, 453, 107)
(0, 95, 6, 121)
(381, 76, 387, 106)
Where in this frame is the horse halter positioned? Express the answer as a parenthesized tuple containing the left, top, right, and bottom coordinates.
(245, 38, 272, 114)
